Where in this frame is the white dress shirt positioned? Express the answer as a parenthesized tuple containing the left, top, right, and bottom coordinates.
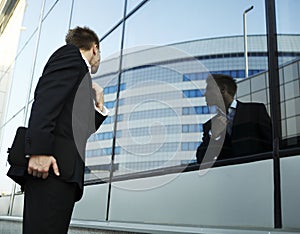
(81, 54, 109, 116)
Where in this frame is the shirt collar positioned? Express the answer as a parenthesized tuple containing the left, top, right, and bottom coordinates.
(228, 100, 237, 114)
(230, 100, 237, 109)
(81, 53, 91, 73)
(215, 100, 237, 116)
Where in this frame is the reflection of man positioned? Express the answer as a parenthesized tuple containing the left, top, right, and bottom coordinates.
(22, 27, 108, 234)
(196, 74, 272, 164)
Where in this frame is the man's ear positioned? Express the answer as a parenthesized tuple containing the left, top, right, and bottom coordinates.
(92, 44, 98, 55)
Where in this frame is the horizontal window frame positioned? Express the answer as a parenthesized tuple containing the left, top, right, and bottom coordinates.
(84, 147, 300, 186)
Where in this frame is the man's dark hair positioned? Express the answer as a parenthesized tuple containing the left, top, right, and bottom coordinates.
(65, 26, 99, 51)
(207, 74, 237, 97)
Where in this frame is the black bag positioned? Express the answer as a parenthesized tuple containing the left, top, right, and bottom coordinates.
(6, 127, 28, 188)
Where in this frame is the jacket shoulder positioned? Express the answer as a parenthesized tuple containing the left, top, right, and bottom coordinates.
(49, 44, 81, 61)
(43, 44, 86, 74)
(53, 44, 80, 55)
(237, 101, 266, 109)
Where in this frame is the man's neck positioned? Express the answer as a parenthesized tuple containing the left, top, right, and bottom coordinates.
(80, 49, 92, 64)
(224, 97, 234, 113)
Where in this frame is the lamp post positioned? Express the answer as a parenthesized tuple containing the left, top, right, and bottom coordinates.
(243, 5, 254, 78)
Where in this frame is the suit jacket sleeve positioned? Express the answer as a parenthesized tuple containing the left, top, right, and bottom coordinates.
(95, 110, 107, 130)
(25, 45, 84, 155)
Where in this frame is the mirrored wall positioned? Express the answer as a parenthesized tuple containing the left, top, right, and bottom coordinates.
(0, 0, 299, 200)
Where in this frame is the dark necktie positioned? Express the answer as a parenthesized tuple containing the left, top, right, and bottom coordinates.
(226, 108, 235, 135)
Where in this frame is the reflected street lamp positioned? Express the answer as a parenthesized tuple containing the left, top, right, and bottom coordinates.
(243, 5, 254, 78)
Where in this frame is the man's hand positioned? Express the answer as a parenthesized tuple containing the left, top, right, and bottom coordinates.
(28, 155, 60, 179)
(211, 114, 227, 139)
(92, 82, 104, 112)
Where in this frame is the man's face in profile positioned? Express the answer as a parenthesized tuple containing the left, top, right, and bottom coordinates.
(204, 80, 221, 106)
(91, 44, 101, 74)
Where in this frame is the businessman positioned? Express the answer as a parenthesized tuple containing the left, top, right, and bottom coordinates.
(196, 74, 272, 164)
(22, 26, 108, 234)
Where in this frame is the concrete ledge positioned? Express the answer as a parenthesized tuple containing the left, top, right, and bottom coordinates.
(0, 216, 138, 234)
(1, 216, 300, 234)
(0, 216, 22, 234)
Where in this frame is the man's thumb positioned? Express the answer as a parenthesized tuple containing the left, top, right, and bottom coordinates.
(51, 158, 60, 176)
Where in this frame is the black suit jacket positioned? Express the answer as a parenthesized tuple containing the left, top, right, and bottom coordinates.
(23, 44, 106, 200)
(196, 101, 272, 164)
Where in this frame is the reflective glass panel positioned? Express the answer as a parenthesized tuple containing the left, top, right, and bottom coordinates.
(276, 0, 300, 148)
(106, 0, 273, 177)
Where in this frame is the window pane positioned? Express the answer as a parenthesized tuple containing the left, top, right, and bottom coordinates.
(31, 1, 74, 100)
(276, 0, 300, 148)
(105, 0, 273, 177)
(86, 26, 122, 181)
(71, 0, 124, 59)
(7, 1, 300, 195)
(126, 0, 144, 12)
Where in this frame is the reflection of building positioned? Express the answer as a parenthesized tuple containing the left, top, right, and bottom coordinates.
(85, 34, 300, 179)
(0, 0, 26, 136)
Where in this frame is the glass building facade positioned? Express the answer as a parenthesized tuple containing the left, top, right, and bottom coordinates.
(86, 34, 300, 180)
(0, 0, 300, 232)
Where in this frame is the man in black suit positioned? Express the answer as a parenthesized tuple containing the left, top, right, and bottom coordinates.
(22, 27, 108, 234)
(196, 74, 272, 165)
